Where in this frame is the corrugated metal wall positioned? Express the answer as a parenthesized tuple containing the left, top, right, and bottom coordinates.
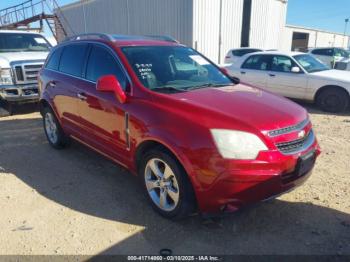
(57, 0, 193, 46)
(250, 0, 287, 50)
(220, 0, 244, 63)
(192, 0, 221, 63)
(192, 0, 243, 64)
(282, 26, 350, 51)
(58, 0, 292, 63)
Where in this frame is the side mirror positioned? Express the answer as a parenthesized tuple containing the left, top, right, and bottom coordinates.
(220, 67, 230, 75)
(291, 67, 301, 73)
(220, 67, 240, 84)
(96, 75, 126, 104)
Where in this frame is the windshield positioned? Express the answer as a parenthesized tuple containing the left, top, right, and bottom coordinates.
(293, 54, 330, 73)
(121, 46, 233, 93)
(0, 33, 51, 53)
(335, 48, 350, 58)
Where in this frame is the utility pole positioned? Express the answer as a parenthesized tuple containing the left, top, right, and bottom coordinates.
(343, 18, 349, 48)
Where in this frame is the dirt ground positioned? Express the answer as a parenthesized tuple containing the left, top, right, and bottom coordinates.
(0, 102, 349, 256)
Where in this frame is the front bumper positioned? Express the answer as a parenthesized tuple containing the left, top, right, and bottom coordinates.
(194, 141, 321, 214)
(0, 84, 39, 103)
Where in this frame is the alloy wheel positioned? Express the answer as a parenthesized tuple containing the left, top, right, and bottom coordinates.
(144, 158, 180, 212)
(45, 112, 58, 144)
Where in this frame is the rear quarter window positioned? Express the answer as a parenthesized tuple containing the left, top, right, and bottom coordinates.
(59, 44, 88, 77)
(45, 48, 62, 70)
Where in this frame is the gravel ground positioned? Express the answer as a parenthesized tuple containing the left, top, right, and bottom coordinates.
(0, 103, 349, 256)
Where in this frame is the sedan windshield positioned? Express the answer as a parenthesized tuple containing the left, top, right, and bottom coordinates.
(293, 54, 330, 73)
(121, 46, 233, 93)
(0, 33, 51, 53)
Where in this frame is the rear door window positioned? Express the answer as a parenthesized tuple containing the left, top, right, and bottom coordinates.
(46, 47, 62, 70)
(59, 44, 88, 77)
(85, 45, 127, 89)
(242, 55, 270, 70)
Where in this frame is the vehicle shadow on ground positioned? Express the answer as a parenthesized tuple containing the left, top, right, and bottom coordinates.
(0, 102, 39, 117)
(0, 117, 349, 255)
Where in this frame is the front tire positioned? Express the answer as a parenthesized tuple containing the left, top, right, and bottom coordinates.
(139, 149, 196, 219)
(43, 107, 69, 149)
(316, 87, 349, 113)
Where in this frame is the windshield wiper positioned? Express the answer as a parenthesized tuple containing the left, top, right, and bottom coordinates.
(186, 83, 233, 90)
(150, 86, 187, 93)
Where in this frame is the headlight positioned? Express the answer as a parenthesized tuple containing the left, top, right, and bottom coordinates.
(0, 67, 13, 85)
(210, 129, 268, 159)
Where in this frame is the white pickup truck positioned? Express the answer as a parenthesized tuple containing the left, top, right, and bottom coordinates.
(0, 30, 51, 113)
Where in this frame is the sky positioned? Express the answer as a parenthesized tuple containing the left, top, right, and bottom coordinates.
(1, 0, 350, 35)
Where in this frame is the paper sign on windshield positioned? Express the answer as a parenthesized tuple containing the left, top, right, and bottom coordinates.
(190, 55, 210, 65)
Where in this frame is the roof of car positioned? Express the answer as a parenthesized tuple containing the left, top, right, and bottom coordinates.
(231, 50, 307, 66)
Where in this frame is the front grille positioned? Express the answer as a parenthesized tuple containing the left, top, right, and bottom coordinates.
(12, 62, 44, 84)
(268, 119, 309, 137)
(15, 66, 24, 81)
(276, 130, 314, 154)
(23, 64, 43, 82)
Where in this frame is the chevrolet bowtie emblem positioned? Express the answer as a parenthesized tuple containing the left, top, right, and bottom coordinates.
(298, 130, 306, 139)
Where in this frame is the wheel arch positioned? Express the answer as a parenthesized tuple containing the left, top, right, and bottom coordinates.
(135, 140, 184, 173)
(39, 98, 50, 116)
(134, 139, 199, 212)
(314, 85, 350, 102)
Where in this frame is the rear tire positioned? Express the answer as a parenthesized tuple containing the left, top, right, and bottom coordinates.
(43, 107, 70, 149)
(139, 148, 196, 220)
(316, 87, 349, 113)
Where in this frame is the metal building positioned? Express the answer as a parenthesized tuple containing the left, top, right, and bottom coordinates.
(282, 25, 350, 52)
(56, 0, 288, 63)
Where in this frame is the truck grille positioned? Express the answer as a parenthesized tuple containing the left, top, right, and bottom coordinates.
(276, 130, 314, 154)
(12, 61, 44, 84)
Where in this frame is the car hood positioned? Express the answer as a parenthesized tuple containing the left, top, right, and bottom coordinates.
(168, 84, 308, 132)
(0, 52, 49, 67)
(310, 69, 350, 82)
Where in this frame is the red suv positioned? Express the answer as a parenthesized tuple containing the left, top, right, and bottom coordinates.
(38, 34, 321, 219)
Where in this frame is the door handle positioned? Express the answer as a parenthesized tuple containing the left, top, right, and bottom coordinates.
(240, 71, 246, 74)
(77, 93, 87, 101)
(269, 74, 276, 77)
(48, 81, 56, 88)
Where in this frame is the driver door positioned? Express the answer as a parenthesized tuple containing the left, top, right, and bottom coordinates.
(76, 44, 130, 162)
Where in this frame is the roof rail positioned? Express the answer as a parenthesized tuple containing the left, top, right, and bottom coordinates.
(63, 33, 113, 42)
(144, 35, 179, 43)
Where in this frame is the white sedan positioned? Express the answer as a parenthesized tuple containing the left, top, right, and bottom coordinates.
(225, 51, 350, 112)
